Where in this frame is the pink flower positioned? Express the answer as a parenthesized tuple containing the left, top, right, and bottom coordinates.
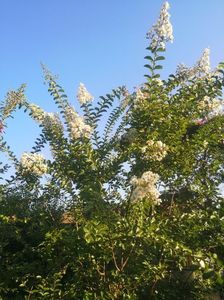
(195, 118, 208, 125)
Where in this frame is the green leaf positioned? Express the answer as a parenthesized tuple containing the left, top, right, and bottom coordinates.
(144, 64, 153, 70)
(144, 55, 154, 61)
(203, 269, 215, 279)
(155, 56, 165, 61)
(152, 74, 161, 78)
(154, 65, 163, 70)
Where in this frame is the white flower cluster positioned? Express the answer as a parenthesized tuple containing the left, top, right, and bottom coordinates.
(77, 83, 94, 105)
(64, 105, 92, 139)
(20, 152, 48, 176)
(175, 63, 193, 79)
(196, 48, 210, 74)
(136, 89, 146, 100)
(133, 88, 147, 108)
(3, 86, 26, 119)
(29, 104, 46, 123)
(42, 112, 64, 133)
(142, 140, 168, 161)
(198, 96, 221, 113)
(153, 78, 163, 86)
(176, 48, 210, 79)
(130, 171, 160, 204)
(147, 1, 173, 49)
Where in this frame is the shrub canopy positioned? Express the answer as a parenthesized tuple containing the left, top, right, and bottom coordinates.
(0, 2, 224, 299)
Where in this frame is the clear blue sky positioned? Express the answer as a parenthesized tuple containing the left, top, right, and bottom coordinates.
(1, 0, 224, 162)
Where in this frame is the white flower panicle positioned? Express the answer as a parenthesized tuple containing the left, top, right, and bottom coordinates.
(20, 152, 48, 176)
(130, 171, 160, 204)
(77, 83, 94, 105)
(29, 107, 65, 134)
(136, 89, 146, 100)
(42, 112, 64, 133)
(64, 105, 92, 139)
(134, 84, 165, 107)
(175, 63, 194, 79)
(176, 48, 211, 79)
(29, 104, 46, 123)
(196, 48, 210, 74)
(133, 88, 147, 108)
(147, 1, 173, 49)
(142, 140, 168, 161)
(153, 78, 163, 86)
(2, 85, 26, 119)
(199, 96, 221, 113)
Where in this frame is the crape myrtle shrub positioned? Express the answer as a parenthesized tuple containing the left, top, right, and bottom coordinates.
(0, 2, 224, 299)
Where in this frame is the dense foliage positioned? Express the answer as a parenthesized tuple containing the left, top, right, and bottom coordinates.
(0, 2, 224, 299)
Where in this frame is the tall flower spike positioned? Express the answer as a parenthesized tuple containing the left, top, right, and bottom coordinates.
(42, 112, 64, 134)
(77, 83, 94, 105)
(64, 105, 92, 139)
(28, 103, 46, 123)
(2, 84, 26, 120)
(176, 48, 211, 81)
(147, 1, 173, 49)
(196, 48, 210, 74)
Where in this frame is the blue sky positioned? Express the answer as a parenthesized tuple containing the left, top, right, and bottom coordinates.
(1, 0, 224, 163)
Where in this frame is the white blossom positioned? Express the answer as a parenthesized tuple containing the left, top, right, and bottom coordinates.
(198, 96, 223, 119)
(130, 171, 160, 204)
(29, 104, 46, 123)
(175, 63, 195, 79)
(198, 96, 221, 112)
(153, 78, 163, 86)
(19, 152, 48, 176)
(136, 89, 146, 100)
(28, 106, 64, 131)
(142, 140, 168, 161)
(196, 48, 210, 74)
(133, 88, 147, 108)
(77, 83, 94, 105)
(147, 1, 173, 49)
(64, 105, 92, 139)
(2, 85, 26, 119)
(176, 48, 211, 80)
(42, 112, 64, 133)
